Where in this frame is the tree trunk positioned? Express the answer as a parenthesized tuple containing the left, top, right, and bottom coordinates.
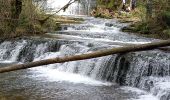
(131, 0, 136, 10)
(0, 40, 170, 73)
(10, 0, 22, 33)
(146, 0, 153, 20)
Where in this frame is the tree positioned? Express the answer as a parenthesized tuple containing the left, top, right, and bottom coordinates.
(10, 0, 22, 33)
(146, 0, 153, 20)
(131, 0, 137, 10)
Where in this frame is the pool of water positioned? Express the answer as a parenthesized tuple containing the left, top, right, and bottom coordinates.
(0, 64, 158, 100)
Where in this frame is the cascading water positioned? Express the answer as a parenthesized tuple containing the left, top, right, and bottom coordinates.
(43, 0, 96, 15)
(0, 16, 169, 100)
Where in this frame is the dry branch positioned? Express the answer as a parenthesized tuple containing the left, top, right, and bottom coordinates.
(0, 39, 170, 73)
(38, 0, 78, 25)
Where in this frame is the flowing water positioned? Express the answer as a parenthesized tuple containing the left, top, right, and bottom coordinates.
(41, 0, 96, 15)
(1, 1, 170, 100)
(0, 16, 169, 100)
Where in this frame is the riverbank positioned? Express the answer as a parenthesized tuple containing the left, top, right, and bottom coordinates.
(0, 16, 170, 100)
(0, 15, 83, 41)
(121, 20, 170, 39)
(91, 5, 170, 40)
(0, 0, 84, 40)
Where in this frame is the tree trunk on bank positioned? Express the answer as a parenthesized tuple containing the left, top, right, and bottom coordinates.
(10, 0, 22, 33)
(0, 40, 170, 73)
(146, 0, 153, 20)
(131, 0, 136, 10)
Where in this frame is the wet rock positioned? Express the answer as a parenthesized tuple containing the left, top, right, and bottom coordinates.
(105, 23, 114, 27)
(121, 26, 136, 32)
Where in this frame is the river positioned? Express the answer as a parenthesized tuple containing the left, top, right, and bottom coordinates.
(1, 16, 170, 100)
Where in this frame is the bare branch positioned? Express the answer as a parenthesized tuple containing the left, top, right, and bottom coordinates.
(38, 0, 79, 25)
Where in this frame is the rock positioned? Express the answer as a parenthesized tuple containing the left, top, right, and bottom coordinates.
(121, 26, 135, 32)
(105, 23, 114, 27)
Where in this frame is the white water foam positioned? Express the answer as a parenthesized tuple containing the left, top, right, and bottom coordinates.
(0, 60, 16, 63)
(0, 41, 11, 60)
(32, 66, 112, 86)
(9, 40, 27, 61)
(47, 33, 150, 45)
(32, 51, 112, 86)
(153, 82, 170, 99)
(121, 86, 159, 100)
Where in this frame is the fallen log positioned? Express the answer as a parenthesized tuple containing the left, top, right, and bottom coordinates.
(158, 47, 170, 52)
(0, 40, 170, 73)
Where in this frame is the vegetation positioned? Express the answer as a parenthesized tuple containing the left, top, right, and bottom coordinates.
(0, 0, 80, 39)
(0, 0, 57, 39)
(132, 0, 170, 39)
(0, 0, 170, 39)
(94, 0, 170, 39)
(93, 0, 133, 19)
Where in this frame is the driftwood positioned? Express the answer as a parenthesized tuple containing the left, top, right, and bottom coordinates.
(0, 39, 170, 73)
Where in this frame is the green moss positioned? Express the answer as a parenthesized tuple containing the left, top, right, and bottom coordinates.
(107, 0, 115, 9)
(135, 22, 149, 34)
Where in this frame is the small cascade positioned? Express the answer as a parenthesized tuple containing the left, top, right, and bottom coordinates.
(0, 17, 170, 100)
(45, 0, 96, 15)
(0, 37, 170, 99)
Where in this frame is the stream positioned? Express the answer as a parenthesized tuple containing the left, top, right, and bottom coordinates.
(0, 16, 170, 100)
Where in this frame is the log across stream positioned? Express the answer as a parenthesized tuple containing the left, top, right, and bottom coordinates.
(0, 17, 170, 100)
(0, 39, 170, 73)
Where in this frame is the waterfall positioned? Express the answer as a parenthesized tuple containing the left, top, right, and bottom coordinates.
(1, 15, 170, 99)
(43, 0, 96, 15)
(0, 37, 170, 99)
